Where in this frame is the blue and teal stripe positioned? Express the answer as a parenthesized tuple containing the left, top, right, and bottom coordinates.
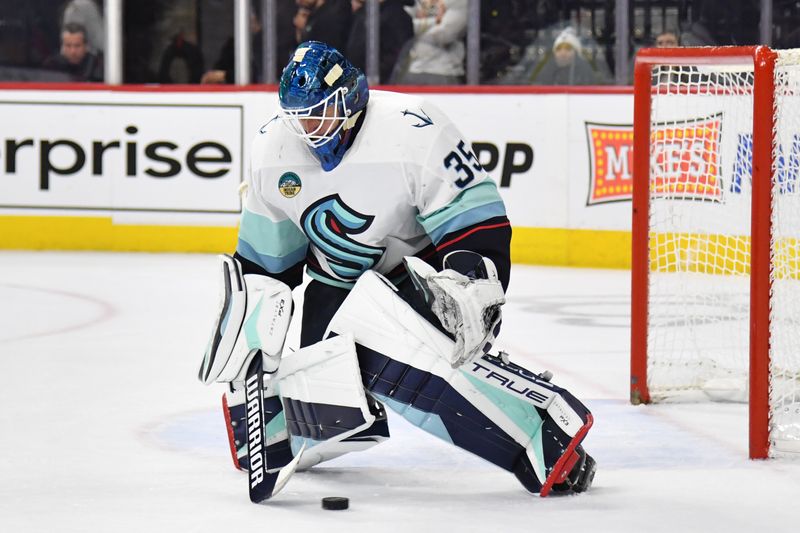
(418, 180, 507, 244)
(236, 208, 308, 273)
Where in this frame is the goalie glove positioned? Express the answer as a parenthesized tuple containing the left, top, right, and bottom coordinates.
(198, 254, 293, 385)
(404, 251, 505, 368)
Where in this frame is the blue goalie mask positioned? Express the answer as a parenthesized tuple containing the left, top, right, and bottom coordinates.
(279, 41, 369, 171)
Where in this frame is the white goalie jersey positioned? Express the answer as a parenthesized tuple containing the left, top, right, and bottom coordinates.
(237, 90, 507, 289)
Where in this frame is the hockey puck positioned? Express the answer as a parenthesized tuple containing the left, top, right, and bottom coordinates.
(321, 496, 349, 510)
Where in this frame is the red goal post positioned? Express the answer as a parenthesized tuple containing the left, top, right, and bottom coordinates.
(630, 46, 785, 460)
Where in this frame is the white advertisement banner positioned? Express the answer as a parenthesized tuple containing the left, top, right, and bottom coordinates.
(0, 88, 639, 233)
(423, 93, 571, 229)
(0, 96, 244, 214)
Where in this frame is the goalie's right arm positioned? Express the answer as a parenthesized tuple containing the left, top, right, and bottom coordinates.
(198, 254, 293, 385)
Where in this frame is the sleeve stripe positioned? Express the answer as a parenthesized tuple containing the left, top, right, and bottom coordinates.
(239, 208, 309, 257)
(435, 220, 512, 252)
(236, 238, 307, 273)
(417, 180, 507, 244)
(424, 201, 507, 244)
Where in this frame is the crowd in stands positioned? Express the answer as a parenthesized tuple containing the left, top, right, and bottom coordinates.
(43, 21, 103, 82)
(199, 0, 467, 86)
(193, 0, 618, 86)
(0, 0, 104, 82)
(1, 0, 699, 86)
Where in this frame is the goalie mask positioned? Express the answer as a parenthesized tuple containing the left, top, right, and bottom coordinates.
(279, 41, 369, 171)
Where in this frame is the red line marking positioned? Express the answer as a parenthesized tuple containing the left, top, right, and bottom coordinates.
(435, 221, 511, 252)
(0, 283, 117, 344)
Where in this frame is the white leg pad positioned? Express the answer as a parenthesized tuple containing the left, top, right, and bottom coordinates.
(277, 332, 385, 469)
(325, 271, 590, 491)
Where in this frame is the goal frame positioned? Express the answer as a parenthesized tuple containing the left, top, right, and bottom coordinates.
(630, 46, 777, 459)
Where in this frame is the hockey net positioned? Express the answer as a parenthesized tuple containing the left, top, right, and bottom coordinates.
(631, 47, 800, 458)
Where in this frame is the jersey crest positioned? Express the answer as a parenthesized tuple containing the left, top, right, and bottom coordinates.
(300, 195, 385, 280)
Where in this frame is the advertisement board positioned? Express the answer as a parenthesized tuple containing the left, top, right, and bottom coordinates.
(0, 100, 243, 213)
(0, 85, 635, 265)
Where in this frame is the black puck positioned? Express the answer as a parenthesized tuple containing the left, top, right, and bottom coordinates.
(321, 496, 349, 510)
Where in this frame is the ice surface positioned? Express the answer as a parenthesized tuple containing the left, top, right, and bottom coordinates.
(0, 252, 797, 532)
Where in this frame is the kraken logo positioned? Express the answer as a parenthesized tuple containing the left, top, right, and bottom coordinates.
(300, 195, 385, 280)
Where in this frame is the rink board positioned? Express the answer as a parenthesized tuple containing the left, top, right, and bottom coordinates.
(0, 84, 634, 267)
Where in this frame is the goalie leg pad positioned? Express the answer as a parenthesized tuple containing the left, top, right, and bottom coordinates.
(278, 333, 389, 470)
(292, 393, 389, 471)
(356, 344, 593, 495)
(327, 271, 595, 496)
(225, 334, 390, 473)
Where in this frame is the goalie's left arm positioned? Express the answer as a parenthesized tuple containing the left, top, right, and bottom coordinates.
(409, 99, 512, 292)
(432, 214, 512, 292)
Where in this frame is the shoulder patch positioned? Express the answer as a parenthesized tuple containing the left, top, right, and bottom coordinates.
(259, 115, 280, 134)
(401, 108, 434, 128)
(278, 172, 302, 198)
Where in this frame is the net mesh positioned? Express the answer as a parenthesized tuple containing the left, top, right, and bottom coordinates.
(647, 62, 755, 402)
(769, 50, 800, 454)
(646, 53, 800, 456)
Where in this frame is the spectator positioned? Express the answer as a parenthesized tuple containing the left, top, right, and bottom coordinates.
(345, 0, 413, 83)
(43, 22, 103, 82)
(158, 32, 205, 84)
(655, 29, 680, 48)
(650, 28, 709, 86)
(624, 28, 682, 85)
(275, 0, 302, 75)
(202, 1, 296, 84)
(393, 0, 468, 85)
(535, 27, 596, 85)
(294, 0, 352, 52)
(61, 0, 104, 54)
(202, 10, 263, 84)
(479, 0, 523, 82)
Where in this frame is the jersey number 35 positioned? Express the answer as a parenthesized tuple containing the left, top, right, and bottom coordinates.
(444, 140, 484, 188)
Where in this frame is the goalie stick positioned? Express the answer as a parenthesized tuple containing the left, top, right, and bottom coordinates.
(243, 355, 304, 503)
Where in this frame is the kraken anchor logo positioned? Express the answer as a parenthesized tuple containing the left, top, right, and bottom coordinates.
(401, 108, 434, 128)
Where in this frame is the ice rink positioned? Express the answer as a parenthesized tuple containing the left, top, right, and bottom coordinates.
(1, 251, 798, 532)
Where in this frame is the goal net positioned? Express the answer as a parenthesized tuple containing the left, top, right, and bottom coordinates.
(631, 46, 800, 458)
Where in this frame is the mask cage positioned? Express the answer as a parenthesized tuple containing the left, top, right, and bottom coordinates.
(280, 86, 351, 148)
